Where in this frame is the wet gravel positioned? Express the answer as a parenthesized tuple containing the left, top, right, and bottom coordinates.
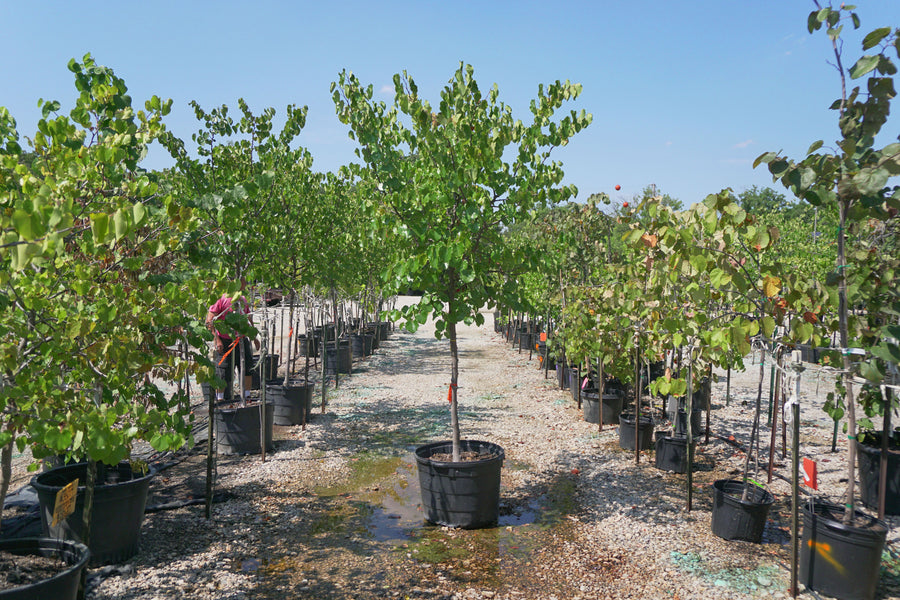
(24, 299, 899, 599)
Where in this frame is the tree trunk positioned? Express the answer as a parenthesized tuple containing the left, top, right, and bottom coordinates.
(837, 199, 858, 524)
(449, 317, 461, 462)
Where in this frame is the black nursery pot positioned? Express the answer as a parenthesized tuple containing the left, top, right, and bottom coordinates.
(215, 402, 275, 455)
(617, 414, 653, 451)
(800, 499, 887, 600)
(349, 332, 374, 358)
(0, 538, 90, 600)
(856, 434, 900, 516)
(324, 341, 352, 374)
(556, 363, 570, 390)
(415, 440, 504, 529)
(581, 390, 623, 425)
(32, 462, 154, 566)
(710, 479, 774, 543)
(266, 380, 314, 426)
(655, 435, 696, 474)
(674, 408, 704, 437)
(250, 353, 280, 389)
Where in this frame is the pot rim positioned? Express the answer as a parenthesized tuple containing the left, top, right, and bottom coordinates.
(31, 460, 156, 492)
(713, 478, 775, 506)
(415, 440, 505, 466)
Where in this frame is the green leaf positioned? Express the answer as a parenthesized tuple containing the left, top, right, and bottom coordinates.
(862, 27, 891, 50)
(860, 360, 884, 383)
(114, 209, 127, 241)
(761, 316, 776, 338)
(850, 55, 880, 79)
(133, 202, 147, 226)
(753, 152, 777, 168)
(11, 210, 35, 241)
(91, 213, 109, 242)
(807, 140, 824, 155)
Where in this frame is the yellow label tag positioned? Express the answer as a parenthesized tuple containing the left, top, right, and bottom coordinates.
(51, 478, 79, 527)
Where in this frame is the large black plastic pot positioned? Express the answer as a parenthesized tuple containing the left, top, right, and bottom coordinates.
(376, 321, 391, 341)
(517, 332, 533, 352)
(556, 363, 570, 390)
(797, 343, 819, 364)
(568, 366, 581, 401)
(581, 391, 623, 424)
(250, 354, 279, 389)
(856, 434, 900, 515)
(800, 499, 887, 600)
(365, 327, 381, 350)
(215, 402, 274, 455)
(655, 435, 695, 473)
(296, 334, 318, 358)
(0, 538, 89, 599)
(349, 332, 374, 358)
(266, 380, 314, 426)
(415, 440, 504, 529)
(324, 341, 352, 374)
(617, 414, 653, 451)
(32, 462, 154, 566)
(674, 408, 703, 436)
(710, 479, 774, 543)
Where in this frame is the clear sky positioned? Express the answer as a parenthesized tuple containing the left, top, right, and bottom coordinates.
(2, 1, 898, 207)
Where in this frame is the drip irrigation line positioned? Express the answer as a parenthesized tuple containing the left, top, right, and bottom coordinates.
(144, 492, 230, 514)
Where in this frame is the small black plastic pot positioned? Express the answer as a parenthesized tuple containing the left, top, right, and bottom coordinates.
(710, 479, 774, 543)
(215, 402, 274, 455)
(0, 538, 89, 599)
(415, 440, 504, 529)
(617, 414, 653, 451)
(800, 499, 886, 600)
(32, 462, 154, 566)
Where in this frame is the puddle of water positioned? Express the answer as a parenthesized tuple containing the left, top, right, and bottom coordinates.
(303, 447, 584, 590)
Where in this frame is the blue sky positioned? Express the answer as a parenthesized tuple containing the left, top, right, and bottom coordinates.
(2, 1, 898, 207)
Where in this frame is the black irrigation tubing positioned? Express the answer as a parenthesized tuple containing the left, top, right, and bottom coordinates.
(144, 492, 230, 514)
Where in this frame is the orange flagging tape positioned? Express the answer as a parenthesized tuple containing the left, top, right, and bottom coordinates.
(217, 336, 242, 366)
(289, 327, 294, 338)
(448, 383, 457, 403)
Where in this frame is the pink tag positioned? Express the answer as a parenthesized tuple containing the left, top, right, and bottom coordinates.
(581, 377, 589, 390)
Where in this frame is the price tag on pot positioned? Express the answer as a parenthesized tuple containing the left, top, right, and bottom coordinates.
(802, 458, 818, 490)
(52, 478, 79, 526)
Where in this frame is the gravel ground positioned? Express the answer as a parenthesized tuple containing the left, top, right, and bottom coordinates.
(18, 298, 899, 599)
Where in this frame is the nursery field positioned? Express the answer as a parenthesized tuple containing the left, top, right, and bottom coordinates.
(18, 299, 888, 600)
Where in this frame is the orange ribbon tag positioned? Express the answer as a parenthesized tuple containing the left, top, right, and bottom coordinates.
(448, 384, 456, 403)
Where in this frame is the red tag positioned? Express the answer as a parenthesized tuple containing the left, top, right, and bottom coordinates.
(802, 458, 818, 490)
(448, 384, 455, 404)
(288, 327, 294, 339)
(540, 332, 547, 342)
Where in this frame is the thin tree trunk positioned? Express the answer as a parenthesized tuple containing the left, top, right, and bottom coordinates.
(837, 200, 858, 524)
(449, 318, 461, 462)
